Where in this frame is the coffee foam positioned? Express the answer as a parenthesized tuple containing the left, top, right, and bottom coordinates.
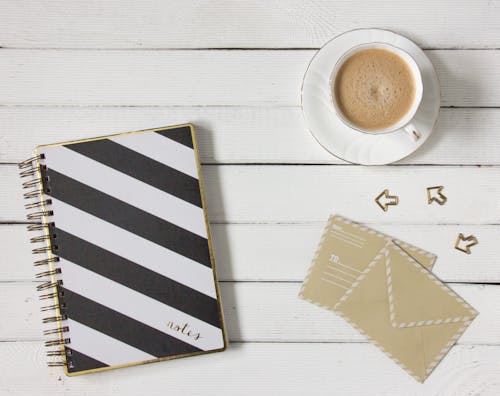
(334, 48, 415, 131)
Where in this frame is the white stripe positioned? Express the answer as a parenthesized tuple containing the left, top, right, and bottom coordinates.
(330, 232, 364, 248)
(112, 132, 198, 179)
(322, 270, 353, 285)
(50, 198, 217, 298)
(67, 319, 155, 367)
(336, 261, 363, 274)
(333, 229, 366, 245)
(326, 264, 358, 279)
(42, 145, 207, 238)
(320, 278, 349, 290)
(331, 224, 366, 241)
(62, 260, 224, 351)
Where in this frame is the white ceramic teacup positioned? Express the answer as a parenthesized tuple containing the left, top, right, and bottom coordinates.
(329, 42, 424, 141)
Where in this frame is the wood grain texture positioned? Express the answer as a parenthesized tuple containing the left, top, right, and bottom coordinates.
(201, 166, 500, 224)
(1, 50, 500, 106)
(1, 107, 499, 165)
(0, 342, 499, 396)
(212, 223, 499, 282)
(2, 2, 499, 394)
(0, 282, 497, 345)
(2, 223, 497, 283)
(1, 165, 24, 221)
(1, 0, 500, 49)
(2, 164, 499, 223)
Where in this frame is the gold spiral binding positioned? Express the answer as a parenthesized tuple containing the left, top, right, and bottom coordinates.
(22, 177, 45, 189)
(23, 189, 43, 199)
(45, 338, 70, 347)
(41, 303, 62, 312)
(25, 199, 52, 210)
(31, 246, 50, 255)
(39, 290, 64, 300)
(18, 154, 45, 169)
(47, 362, 66, 367)
(18, 154, 70, 370)
(46, 350, 65, 357)
(35, 268, 62, 279)
(37, 280, 63, 292)
(27, 223, 52, 232)
(19, 167, 38, 178)
(41, 301, 66, 312)
(43, 315, 68, 324)
(33, 256, 60, 267)
(27, 210, 54, 220)
(30, 234, 51, 243)
(19, 164, 47, 178)
(44, 326, 70, 336)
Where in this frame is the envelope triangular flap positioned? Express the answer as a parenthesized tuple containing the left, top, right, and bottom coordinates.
(384, 242, 476, 328)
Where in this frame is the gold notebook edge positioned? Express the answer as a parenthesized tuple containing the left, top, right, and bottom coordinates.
(35, 123, 192, 151)
(64, 347, 228, 377)
(34, 123, 227, 376)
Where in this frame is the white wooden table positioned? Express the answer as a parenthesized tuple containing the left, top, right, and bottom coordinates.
(1, 1, 500, 395)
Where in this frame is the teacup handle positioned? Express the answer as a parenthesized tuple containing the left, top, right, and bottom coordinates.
(404, 123, 421, 141)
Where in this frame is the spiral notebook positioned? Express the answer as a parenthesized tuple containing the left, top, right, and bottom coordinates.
(19, 124, 226, 376)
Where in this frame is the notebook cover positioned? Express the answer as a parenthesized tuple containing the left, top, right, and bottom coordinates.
(33, 124, 226, 375)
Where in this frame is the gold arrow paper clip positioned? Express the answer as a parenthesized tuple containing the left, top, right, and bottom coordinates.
(375, 189, 399, 212)
(454, 233, 478, 254)
(427, 186, 447, 205)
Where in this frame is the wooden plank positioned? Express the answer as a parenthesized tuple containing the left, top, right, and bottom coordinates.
(1, 50, 500, 107)
(1, 107, 499, 165)
(0, 283, 43, 341)
(2, 223, 498, 283)
(212, 223, 500, 283)
(2, 164, 499, 224)
(201, 166, 500, 224)
(0, 282, 497, 344)
(1, 165, 25, 221)
(0, 341, 499, 395)
(1, 1, 499, 49)
(0, 225, 34, 281)
(0, 49, 307, 106)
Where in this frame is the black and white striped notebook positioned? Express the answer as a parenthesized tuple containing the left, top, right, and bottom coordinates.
(19, 125, 226, 376)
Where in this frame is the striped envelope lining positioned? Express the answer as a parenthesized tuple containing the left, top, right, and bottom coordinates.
(38, 126, 225, 374)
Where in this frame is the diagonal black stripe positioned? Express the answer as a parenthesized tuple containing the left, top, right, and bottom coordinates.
(66, 138, 201, 207)
(155, 126, 194, 148)
(60, 288, 202, 358)
(52, 226, 221, 328)
(43, 168, 212, 267)
(65, 347, 108, 373)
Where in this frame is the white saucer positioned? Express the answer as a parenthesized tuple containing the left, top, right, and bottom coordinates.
(301, 29, 440, 165)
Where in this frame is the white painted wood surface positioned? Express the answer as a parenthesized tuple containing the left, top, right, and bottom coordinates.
(1, 342, 499, 396)
(1, 1, 500, 395)
(1, 282, 499, 344)
(2, 165, 500, 223)
(1, 50, 500, 106)
(1, 0, 499, 49)
(1, 107, 500, 165)
(2, 223, 499, 283)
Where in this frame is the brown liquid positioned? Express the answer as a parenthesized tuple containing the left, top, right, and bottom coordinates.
(333, 48, 415, 131)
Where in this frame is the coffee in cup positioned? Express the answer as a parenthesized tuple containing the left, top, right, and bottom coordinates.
(330, 43, 423, 140)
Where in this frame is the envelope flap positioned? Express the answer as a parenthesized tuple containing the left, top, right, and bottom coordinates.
(384, 242, 477, 328)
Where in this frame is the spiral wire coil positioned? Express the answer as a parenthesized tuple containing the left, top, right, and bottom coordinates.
(19, 154, 71, 369)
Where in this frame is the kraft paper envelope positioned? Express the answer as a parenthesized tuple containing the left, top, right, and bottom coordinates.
(299, 215, 478, 382)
